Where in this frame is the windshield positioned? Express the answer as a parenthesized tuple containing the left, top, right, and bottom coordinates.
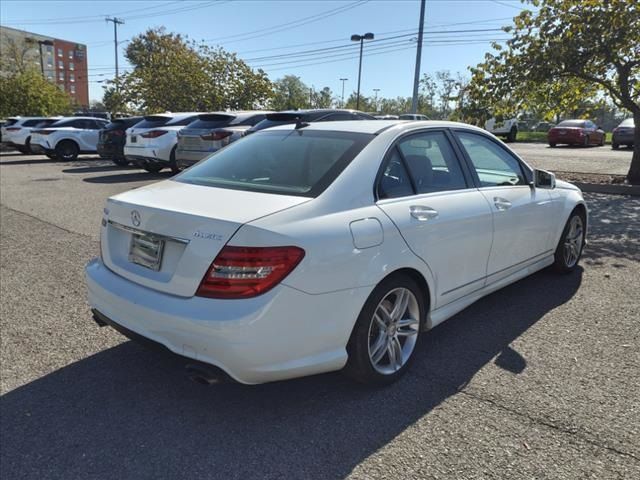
(176, 129, 373, 197)
(557, 120, 586, 127)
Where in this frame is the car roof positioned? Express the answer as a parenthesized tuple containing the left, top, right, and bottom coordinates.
(52, 116, 108, 122)
(265, 119, 487, 135)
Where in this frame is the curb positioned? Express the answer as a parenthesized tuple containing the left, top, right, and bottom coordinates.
(573, 182, 640, 196)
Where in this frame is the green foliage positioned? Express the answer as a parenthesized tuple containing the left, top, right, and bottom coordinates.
(468, 0, 640, 181)
(313, 87, 333, 109)
(0, 69, 73, 117)
(270, 75, 309, 110)
(105, 28, 273, 114)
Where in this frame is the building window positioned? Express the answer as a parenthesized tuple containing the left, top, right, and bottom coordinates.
(58, 71, 64, 81)
(58, 84, 65, 91)
(58, 60, 64, 69)
(70, 84, 76, 94)
(46, 45, 53, 54)
(69, 62, 74, 71)
(57, 48, 63, 57)
(47, 59, 53, 67)
(68, 50, 74, 59)
(47, 73, 54, 81)
(70, 73, 75, 82)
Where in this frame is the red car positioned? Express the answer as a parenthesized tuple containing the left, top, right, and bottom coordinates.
(548, 119, 605, 147)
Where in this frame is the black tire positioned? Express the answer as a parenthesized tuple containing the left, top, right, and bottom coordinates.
(112, 157, 129, 166)
(612, 143, 619, 150)
(16, 146, 28, 154)
(46, 153, 57, 160)
(344, 274, 426, 385)
(549, 143, 556, 148)
(24, 137, 32, 154)
(599, 135, 605, 147)
(506, 126, 517, 143)
(583, 135, 590, 147)
(553, 209, 586, 273)
(169, 146, 180, 175)
(143, 162, 163, 173)
(55, 140, 79, 161)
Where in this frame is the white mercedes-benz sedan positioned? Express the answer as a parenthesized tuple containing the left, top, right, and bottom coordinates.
(86, 120, 587, 385)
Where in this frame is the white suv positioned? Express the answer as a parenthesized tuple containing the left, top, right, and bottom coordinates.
(485, 117, 519, 142)
(124, 112, 201, 173)
(30, 117, 109, 160)
(1, 117, 60, 154)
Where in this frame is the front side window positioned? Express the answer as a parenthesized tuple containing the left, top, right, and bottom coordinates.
(177, 130, 373, 197)
(455, 131, 527, 187)
(397, 131, 467, 194)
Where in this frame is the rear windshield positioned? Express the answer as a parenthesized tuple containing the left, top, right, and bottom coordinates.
(105, 118, 142, 130)
(186, 115, 235, 130)
(176, 129, 373, 197)
(249, 118, 292, 132)
(557, 120, 586, 127)
(166, 115, 200, 126)
(135, 117, 171, 129)
(4, 119, 19, 126)
(620, 118, 634, 127)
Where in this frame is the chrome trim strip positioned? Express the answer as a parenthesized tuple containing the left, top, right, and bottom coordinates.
(108, 220, 190, 244)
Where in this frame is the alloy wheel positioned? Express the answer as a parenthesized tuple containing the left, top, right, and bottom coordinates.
(367, 288, 420, 375)
(563, 215, 584, 267)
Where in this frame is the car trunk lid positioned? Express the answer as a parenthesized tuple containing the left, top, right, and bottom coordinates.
(101, 179, 309, 296)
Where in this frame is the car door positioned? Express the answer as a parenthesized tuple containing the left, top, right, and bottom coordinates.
(453, 130, 555, 283)
(375, 130, 494, 308)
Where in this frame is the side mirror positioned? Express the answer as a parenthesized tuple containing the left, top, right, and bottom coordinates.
(534, 169, 556, 189)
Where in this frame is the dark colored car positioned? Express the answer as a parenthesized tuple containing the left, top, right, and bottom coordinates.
(612, 118, 635, 150)
(548, 119, 605, 147)
(534, 121, 555, 132)
(97, 117, 143, 166)
(245, 109, 375, 135)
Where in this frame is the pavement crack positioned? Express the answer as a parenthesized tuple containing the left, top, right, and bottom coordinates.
(0, 203, 98, 242)
(423, 370, 640, 462)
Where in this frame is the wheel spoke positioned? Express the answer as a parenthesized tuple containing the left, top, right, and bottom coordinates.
(370, 335, 388, 365)
(390, 289, 410, 321)
(396, 317, 419, 337)
(373, 312, 386, 330)
(386, 340, 397, 368)
(377, 304, 392, 324)
(391, 337, 403, 370)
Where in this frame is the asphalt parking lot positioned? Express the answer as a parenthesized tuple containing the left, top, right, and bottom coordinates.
(1, 148, 639, 479)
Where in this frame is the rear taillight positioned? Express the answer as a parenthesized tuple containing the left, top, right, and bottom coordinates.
(196, 246, 305, 299)
(141, 130, 168, 138)
(5, 127, 21, 131)
(200, 130, 233, 141)
(112, 129, 125, 136)
(33, 129, 54, 135)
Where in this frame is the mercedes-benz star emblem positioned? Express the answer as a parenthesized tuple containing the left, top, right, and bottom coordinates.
(131, 210, 141, 227)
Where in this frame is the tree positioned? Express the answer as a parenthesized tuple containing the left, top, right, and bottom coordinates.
(271, 75, 309, 110)
(469, 0, 640, 183)
(105, 28, 273, 114)
(313, 87, 333, 109)
(0, 69, 73, 117)
(344, 92, 376, 112)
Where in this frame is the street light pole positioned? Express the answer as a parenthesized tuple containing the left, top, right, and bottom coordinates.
(339, 78, 348, 108)
(373, 88, 380, 112)
(411, 0, 426, 113)
(350, 32, 374, 111)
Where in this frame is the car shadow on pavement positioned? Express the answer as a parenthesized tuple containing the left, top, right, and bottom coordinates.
(83, 171, 173, 183)
(0, 268, 582, 479)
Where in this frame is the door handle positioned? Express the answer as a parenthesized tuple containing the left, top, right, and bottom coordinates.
(410, 205, 439, 221)
(493, 197, 512, 211)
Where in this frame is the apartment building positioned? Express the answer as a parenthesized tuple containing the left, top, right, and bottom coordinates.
(0, 26, 89, 107)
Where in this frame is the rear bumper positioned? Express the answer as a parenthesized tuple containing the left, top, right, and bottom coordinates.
(175, 148, 211, 167)
(85, 258, 364, 384)
(612, 133, 634, 145)
(97, 143, 123, 159)
(124, 143, 174, 163)
(30, 144, 53, 155)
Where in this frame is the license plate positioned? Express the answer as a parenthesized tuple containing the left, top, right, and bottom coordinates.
(131, 136, 137, 143)
(182, 137, 200, 147)
(129, 232, 164, 271)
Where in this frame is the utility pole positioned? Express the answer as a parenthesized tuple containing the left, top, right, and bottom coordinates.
(309, 86, 313, 108)
(373, 88, 380, 112)
(105, 17, 125, 91)
(350, 33, 374, 111)
(340, 78, 348, 107)
(411, 0, 426, 114)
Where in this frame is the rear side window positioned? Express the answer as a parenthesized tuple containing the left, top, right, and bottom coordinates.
(186, 115, 235, 130)
(377, 149, 415, 199)
(397, 131, 467, 193)
(4, 119, 19, 127)
(23, 119, 47, 127)
(176, 130, 373, 197)
(455, 131, 527, 187)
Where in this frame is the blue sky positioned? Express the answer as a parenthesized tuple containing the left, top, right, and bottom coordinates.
(0, 0, 530, 103)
